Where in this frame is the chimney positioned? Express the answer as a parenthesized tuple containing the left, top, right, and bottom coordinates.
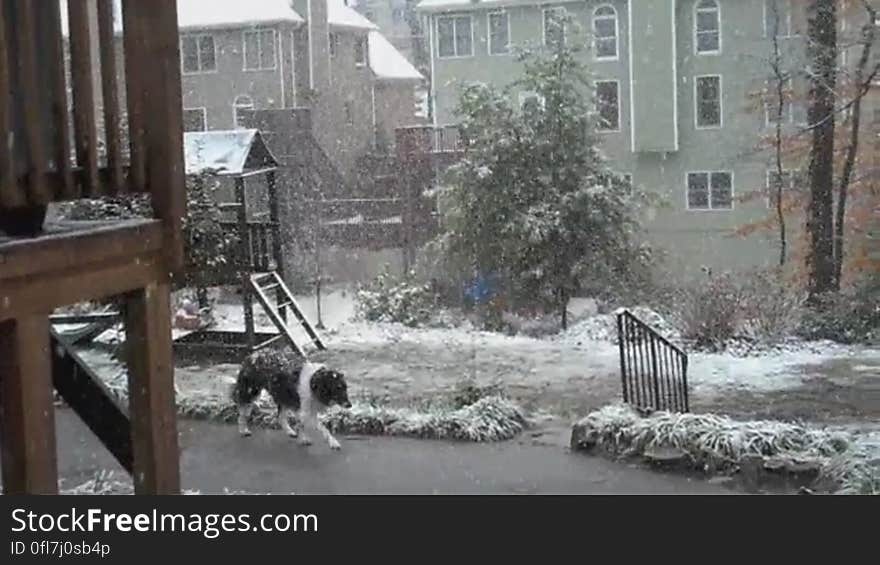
(291, 0, 330, 94)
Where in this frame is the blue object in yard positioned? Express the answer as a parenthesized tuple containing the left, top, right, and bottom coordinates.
(465, 273, 497, 305)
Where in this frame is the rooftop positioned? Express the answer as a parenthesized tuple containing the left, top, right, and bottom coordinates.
(369, 31, 423, 81)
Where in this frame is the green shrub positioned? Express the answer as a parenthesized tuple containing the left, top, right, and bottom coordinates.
(355, 268, 438, 327)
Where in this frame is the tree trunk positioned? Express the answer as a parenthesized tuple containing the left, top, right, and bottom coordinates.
(805, 0, 838, 299)
(833, 1, 878, 289)
(769, 1, 787, 267)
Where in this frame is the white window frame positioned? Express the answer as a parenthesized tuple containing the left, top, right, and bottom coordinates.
(518, 90, 546, 112)
(355, 36, 368, 67)
(764, 77, 795, 126)
(543, 7, 567, 48)
(694, 0, 721, 55)
(592, 5, 619, 61)
(233, 95, 255, 129)
(329, 32, 339, 59)
(686, 170, 734, 211)
(595, 80, 621, 133)
(694, 74, 723, 129)
(436, 14, 474, 59)
(180, 34, 217, 75)
(487, 10, 511, 56)
(243, 29, 278, 71)
(763, 0, 797, 38)
(766, 168, 800, 208)
(183, 107, 207, 132)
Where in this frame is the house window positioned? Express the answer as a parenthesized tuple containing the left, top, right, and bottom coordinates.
(519, 91, 545, 113)
(766, 169, 801, 207)
(543, 8, 566, 48)
(687, 171, 733, 210)
(355, 36, 368, 66)
(595, 80, 620, 132)
(488, 12, 510, 55)
(695, 0, 720, 54)
(593, 5, 618, 60)
(437, 15, 473, 58)
(330, 32, 340, 58)
(765, 77, 794, 125)
(244, 29, 277, 71)
(695, 75, 722, 128)
(764, 0, 796, 37)
(233, 95, 255, 129)
(183, 108, 207, 132)
(181, 35, 216, 74)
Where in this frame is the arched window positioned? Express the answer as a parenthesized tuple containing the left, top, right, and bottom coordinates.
(233, 95, 254, 128)
(593, 5, 618, 60)
(695, 0, 721, 54)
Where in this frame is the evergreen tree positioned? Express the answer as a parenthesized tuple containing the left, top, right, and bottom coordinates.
(440, 31, 650, 329)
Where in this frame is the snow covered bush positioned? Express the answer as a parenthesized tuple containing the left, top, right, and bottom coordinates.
(571, 404, 876, 494)
(355, 268, 438, 327)
(451, 377, 505, 409)
(740, 269, 806, 342)
(665, 272, 746, 351)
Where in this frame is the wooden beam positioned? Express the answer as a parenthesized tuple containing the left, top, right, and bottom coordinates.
(121, 0, 145, 193)
(0, 315, 58, 494)
(0, 0, 25, 208)
(0, 249, 166, 321)
(51, 329, 133, 474)
(97, 0, 124, 194)
(127, 0, 186, 271)
(41, 0, 75, 199)
(123, 282, 180, 494)
(13, 0, 51, 204)
(0, 219, 163, 282)
(67, 0, 100, 196)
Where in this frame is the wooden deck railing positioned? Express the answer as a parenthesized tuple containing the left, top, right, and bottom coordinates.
(1, 0, 185, 266)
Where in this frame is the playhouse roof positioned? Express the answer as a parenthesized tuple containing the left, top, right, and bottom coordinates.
(184, 130, 279, 177)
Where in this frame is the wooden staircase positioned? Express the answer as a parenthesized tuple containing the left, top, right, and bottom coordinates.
(248, 272, 326, 356)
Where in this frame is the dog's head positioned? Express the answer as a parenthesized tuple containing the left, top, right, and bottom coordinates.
(311, 368, 352, 409)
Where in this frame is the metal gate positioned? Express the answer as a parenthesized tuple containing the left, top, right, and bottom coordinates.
(617, 310, 689, 413)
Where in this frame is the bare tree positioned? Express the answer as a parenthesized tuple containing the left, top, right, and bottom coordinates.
(767, 0, 790, 267)
(832, 0, 879, 289)
(805, 0, 839, 298)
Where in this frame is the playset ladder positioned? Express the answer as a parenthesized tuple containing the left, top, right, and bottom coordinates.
(248, 272, 326, 356)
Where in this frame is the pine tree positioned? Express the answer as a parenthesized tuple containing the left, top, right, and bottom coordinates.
(440, 31, 650, 329)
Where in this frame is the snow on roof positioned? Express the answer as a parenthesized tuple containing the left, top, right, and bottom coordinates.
(178, 0, 304, 30)
(368, 32, 423, 81)
(60, 0, 303, 36)
(416, 0, 581, 12)
(184, 130, 279, 176)
(328, 0, 378, 30)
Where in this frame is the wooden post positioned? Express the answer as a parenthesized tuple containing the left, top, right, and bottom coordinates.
(267, 170, 287, 322)
(123, 282, 180, 494)
(0, 316, 59, 494)
(235, 177, 255, 347)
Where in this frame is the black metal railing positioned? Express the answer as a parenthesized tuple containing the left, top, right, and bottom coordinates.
(617, 310, 689, 413)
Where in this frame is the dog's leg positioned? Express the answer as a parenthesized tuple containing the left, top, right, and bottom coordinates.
(237, 403, 253, 437)
(317, 420, 342, 451)
(295, 410, 313, 446)
(278, 407, 298, 438)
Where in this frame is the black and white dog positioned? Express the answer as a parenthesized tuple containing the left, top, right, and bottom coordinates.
(232, 348, 351, 450)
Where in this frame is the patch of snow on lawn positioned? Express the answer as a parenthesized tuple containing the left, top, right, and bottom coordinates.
(688, 343, 880, 394)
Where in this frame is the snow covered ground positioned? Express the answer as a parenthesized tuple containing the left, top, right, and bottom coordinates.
(70, 287, 880, 427)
